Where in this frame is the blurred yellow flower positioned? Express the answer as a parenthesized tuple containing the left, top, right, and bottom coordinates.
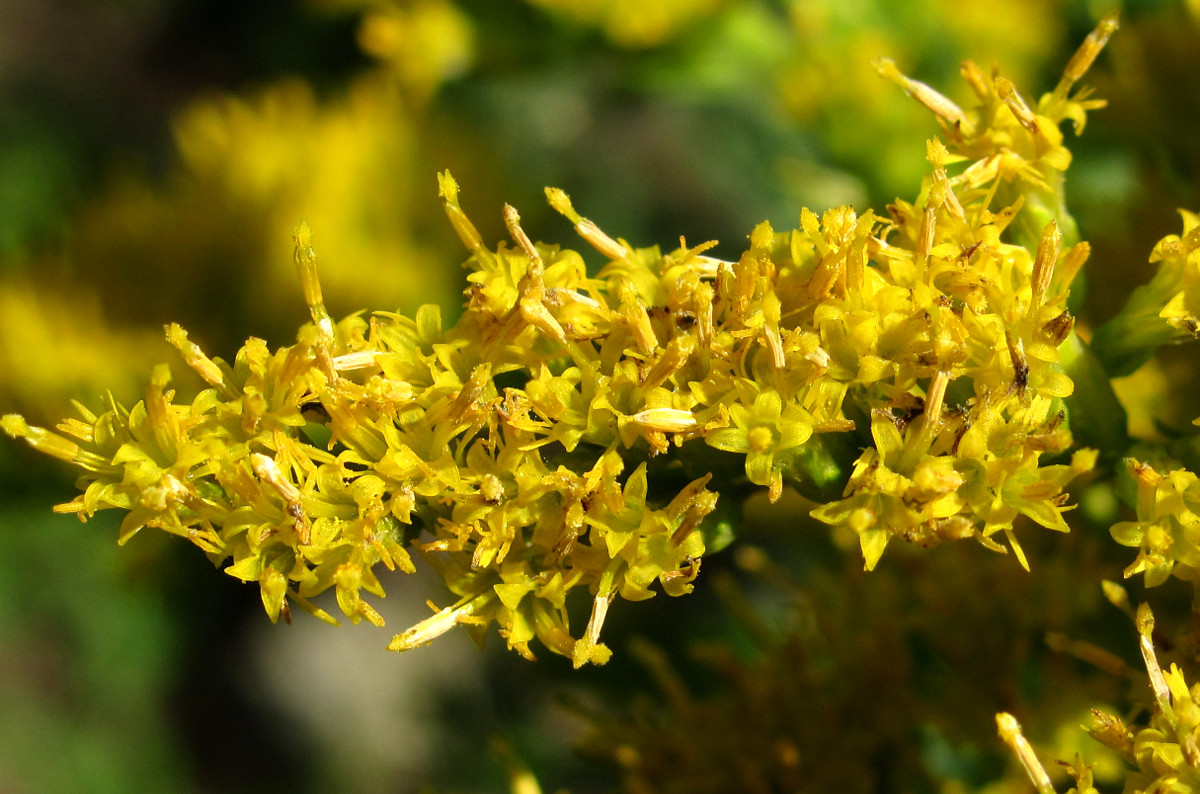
(524, 0, 726, 47)
(0, 281, 163, 422)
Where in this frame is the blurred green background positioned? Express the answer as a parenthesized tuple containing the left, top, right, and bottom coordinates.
(1, 1, 1198, 791)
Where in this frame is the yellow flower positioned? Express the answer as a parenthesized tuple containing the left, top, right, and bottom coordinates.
(705, 387, 813, 503)
(1111, 460, 1200, 587)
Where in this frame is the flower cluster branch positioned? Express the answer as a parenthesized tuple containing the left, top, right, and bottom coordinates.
(4, 12, 1197, 695)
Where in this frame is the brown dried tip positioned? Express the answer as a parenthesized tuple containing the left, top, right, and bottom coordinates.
(1006, 332, 1029, 397)
(1041, 311, 1075, 346)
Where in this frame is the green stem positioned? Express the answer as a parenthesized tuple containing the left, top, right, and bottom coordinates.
(1058, 332, 1129, 460)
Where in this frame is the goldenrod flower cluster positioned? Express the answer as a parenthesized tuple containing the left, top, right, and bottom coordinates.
(1090, 604, 1200, 794)
(1001, 601, 1200, 794)
(1111, 459, 1200, 587)
(2, 14, 1130, 669)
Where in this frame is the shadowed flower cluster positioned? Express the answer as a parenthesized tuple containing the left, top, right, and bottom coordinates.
(999, 599, 1200, 794)
(1111, 458, 1200, 587)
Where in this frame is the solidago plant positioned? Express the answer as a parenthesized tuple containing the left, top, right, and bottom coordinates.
(7, 11, 1200, 791)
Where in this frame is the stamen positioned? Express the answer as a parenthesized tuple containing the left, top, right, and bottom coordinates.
(438, 170, 485, 254)
(916, 206, 937, 272)
(1136, 603, 1175, 726)
(251, 452, 310, 545)
(546, 187, 629, 260)
(995, 78, 1038, 133)
(3, 415, 78, 463)
(996, 713, 1056, 794)
(332, 351, 381, 371)
(695, 282, 714, 350)
(1055, 12, 1120, 99)
(1053, 241, 1090, 296)
(507, 205, 569, 344)
(631, 408, 699, 434)
(619, 279, 658, 354)
(638, 335, 695, 393)
(165, 323, 227, 387)
(875, 58, 974, 135)
(573, 590, 614, 668)
(923, 369, 951, 429)
(293, 222, 335, 344)
(503, 204, 541, 265)
(1030, 221, 1062, 320)
(388, 591, 495, 652)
